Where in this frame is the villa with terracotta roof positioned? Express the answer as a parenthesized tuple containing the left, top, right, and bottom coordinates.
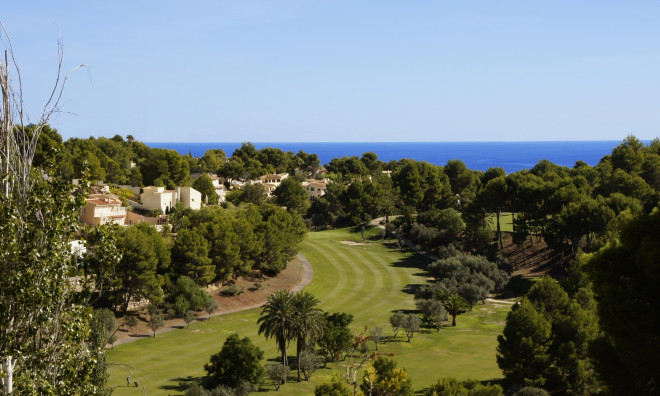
(301, 179, 328, 200)
(260, 172, 288, 186)
(80, 193, 127, 226)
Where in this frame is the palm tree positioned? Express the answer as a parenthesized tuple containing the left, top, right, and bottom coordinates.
(292, 291, 324, 382)
(258, 290, 296, 370)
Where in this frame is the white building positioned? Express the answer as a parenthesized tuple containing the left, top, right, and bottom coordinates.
(209, 174, 227, 203)
(141, 186, 177, 213)
(80, 193, 127, 226)
(177, 186, 202, 210)
(140, 186, 202, 213)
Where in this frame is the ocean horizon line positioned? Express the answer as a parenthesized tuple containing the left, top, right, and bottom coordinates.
(145, 141, 637, 173)
(146, 139, 629, 144)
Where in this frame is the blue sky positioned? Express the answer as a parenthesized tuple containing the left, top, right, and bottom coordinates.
(3, 1, 660, 142)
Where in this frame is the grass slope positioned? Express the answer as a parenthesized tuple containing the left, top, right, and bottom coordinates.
(108, 227, 511, 395)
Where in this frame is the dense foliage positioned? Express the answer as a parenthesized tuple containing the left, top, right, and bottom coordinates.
(204, 333, 265, 390)
(497, 276, 599, 393)
(587, 210, 660, 394)
(23, 126, 660, 395)
(0, 139, 116, 394)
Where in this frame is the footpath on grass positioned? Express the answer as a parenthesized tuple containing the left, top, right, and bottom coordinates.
(112, 253, 313, 346)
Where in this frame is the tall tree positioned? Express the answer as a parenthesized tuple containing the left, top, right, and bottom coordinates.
(498, 277, 599, 393)
(192, 173, 218, 205)
(258, 290, 297, 369)
(274, 177, 310, 215)
(497, 300, 552, 388)
(292, 292, 324, 381)
(114, 226, 164, 312)
(478, 175, 508, 248)
(171, 228, 215, 285)
(588, 210, 660, 394)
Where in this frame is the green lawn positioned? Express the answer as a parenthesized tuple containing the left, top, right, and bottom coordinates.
(486, 212, 515, 233)
(108, 227, 512, 395)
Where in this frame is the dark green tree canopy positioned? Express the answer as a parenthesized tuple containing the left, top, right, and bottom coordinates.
(204, 333, 265, 389)
(273, 177, 310, 215)
(588, 209, 660, 394)
(193, 174, 219, 205)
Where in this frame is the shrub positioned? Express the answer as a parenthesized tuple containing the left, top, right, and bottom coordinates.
(184, 310, 195, 327)
(298, 351, 324, 380)
(315, 379, 351, 396)
(175, 295, 191, 317)
(221, 284, 244, 296)
(265, 363, 290, 390)
(125, 315, 138, 331)
(176, 276, 213, 310)
(424, 377, 504, 396)
(513, 387, 549, 396)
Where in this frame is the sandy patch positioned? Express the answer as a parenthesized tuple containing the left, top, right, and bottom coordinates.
(340, 240, 367, 246)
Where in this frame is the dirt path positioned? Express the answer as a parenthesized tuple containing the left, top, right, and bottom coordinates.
(485, 298, 517, 305)
(368, 217, 387, 229)
(112, 253, 313, 346)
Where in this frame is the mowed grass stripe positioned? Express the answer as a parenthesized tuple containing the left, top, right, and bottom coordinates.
(360, 249, 407, 318)
(301, 242, 350, 304)
(349, 248, 386, 315)
(317, 245, 369, 313)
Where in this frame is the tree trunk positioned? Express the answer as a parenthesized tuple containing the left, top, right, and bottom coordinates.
(511, 212, 515, 233)
(280, 337, 288, 383)
(451, 314, 457, 327)
(296, 336, 303, 382)
(2, 356, 15, 395)
(496, 210, 503, 249)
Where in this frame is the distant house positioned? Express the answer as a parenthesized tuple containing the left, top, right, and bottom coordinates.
(256, 173, 288, 197)
(260, 173, 289, 186)
(209, 174, 227, 203)
(140, 186, 202, 213)
(301, 179, 328, 200)
(80, 193, 126, 226)
(141, 186, 177, 213)
(178, 186, 202, 210)
(217, 186, 227, 203)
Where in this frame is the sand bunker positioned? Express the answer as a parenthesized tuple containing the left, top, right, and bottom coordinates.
(340, 240, 366, 246)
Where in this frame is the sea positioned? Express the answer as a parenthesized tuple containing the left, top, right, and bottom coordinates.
(146, 141, 630, 174)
